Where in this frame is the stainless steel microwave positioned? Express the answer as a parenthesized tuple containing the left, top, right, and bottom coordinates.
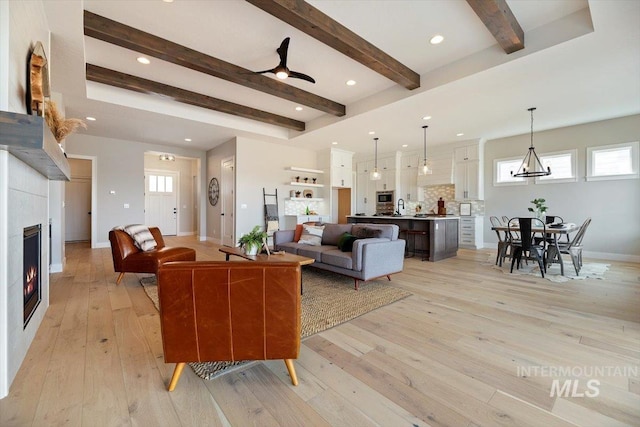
(376, 191, 394, 203)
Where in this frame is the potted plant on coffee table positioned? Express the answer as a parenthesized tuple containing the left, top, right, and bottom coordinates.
(238, 225, 267, 255)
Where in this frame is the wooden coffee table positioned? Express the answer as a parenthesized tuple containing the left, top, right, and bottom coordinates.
(218, 246, 314, 293)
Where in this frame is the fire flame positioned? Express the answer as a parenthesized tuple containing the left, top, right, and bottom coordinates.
(25, 265, 37, 296)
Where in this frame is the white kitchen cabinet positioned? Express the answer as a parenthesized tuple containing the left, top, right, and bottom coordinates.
(454, 142, 484, 200)
(355, 172, 375, 214)
(399, 154, 420, 201)
(330, 149, 353, 188)
(459, 216, 484, 249)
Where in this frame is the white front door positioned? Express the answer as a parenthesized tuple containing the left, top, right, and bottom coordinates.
(145, 171, 178, 235)
(221, 158, 235, 246)
(65, 178, 91, 241)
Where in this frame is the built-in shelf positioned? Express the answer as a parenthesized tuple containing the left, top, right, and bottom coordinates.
(286, 166, 324, 174)
(287, 197, 324, 201)
(0, 111, 70, 180)
(290, 182, 323, 187)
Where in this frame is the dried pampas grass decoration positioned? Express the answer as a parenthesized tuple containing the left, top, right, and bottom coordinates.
(44, 100, 86, 143)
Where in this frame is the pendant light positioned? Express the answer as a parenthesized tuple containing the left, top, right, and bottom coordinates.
(370, 137, 381, 180)
(418, 125, 432, 176)
(511, 107, 551, 178)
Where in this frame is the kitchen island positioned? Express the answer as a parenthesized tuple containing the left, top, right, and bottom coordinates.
(346, 215, 459, 261)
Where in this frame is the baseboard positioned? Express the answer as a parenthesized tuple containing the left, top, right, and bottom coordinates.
(199, 235, 207, 241)
(49, 263, 63, 273)
(206, 236, 222, 245)
(482, 242, 639, 263)
(94, 241, 110, 249)
(177, 231, 195, 236)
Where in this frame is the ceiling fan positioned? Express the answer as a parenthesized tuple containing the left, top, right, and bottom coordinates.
(255, 37, 316, 83)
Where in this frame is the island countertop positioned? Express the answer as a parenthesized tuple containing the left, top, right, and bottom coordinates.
(346, 215, 460, 220)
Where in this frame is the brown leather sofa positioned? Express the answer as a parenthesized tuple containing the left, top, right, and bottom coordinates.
(157, 261, 301, 391)
(109, 227, 196, 285)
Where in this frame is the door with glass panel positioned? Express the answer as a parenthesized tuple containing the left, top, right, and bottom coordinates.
(145, 170, 178, 235)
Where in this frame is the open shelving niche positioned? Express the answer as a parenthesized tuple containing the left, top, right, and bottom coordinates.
(285, 166, 327, 216)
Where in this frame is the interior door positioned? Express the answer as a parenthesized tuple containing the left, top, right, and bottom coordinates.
(221, 158, 235, 246)
(337, 188, 351, 224)
(65, 178, 91, 241)
(145, 171, 178, 235)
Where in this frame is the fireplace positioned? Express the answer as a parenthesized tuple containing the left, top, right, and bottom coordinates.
(24, 224, 41, 327)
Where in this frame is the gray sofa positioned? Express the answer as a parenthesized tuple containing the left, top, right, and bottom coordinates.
(273, 223, 406, 290)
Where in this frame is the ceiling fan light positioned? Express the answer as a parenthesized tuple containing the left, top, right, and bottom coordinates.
(276, 70, 288, 79)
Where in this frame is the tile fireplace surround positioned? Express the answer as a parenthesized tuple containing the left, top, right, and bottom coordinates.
(0, 112, 69, 397)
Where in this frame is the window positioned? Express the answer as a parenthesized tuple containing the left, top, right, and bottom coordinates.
(147, 175, 174, 193)
(536, 149, 577, 184)
(587, 142, 639, 181)
(494, 157, 527, 186)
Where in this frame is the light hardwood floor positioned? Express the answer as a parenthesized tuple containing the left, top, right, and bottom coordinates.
(1, 236, 639, 426)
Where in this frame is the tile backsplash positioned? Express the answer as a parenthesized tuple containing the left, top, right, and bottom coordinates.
(405, 184, 485, 216)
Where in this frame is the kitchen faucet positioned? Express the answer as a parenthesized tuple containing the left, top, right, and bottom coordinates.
(396, 198, 405, 215)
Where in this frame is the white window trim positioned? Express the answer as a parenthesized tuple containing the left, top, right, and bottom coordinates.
(493, 156, 528, 186)
(586, 141, 639, 182)
(535, 149, 578, 184)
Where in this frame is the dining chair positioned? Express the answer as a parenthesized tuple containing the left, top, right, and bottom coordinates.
(535, 214, 566, 245)
(508, 217, 547, 278)
(503, 216, 521, 241)
(490, 216, 510, 266)
(555, 217, 591, 275)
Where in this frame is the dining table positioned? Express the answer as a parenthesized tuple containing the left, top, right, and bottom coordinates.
(491, 222, 579, 276)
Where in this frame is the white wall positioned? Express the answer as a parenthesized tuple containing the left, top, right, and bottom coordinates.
(206, 137, 318, 243)
(0, 0, 50, 399)
(65, 134, 207, 247)
(484, 114, 640, 261)
(206, 138, 236, 242)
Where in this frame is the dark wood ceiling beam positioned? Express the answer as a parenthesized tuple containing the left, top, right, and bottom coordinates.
(466, 0, 524, 54)
(86, 64, 305, 131)
(245, 0, 420, 90)
(83, 11, 344, 117)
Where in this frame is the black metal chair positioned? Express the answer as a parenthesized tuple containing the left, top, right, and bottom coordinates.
(490, 216, 510, 266)
(509, 217, 547, 278)
(548, 218, 591, 275)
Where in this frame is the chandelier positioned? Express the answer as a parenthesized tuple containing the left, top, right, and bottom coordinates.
(511, 107, 551, 178)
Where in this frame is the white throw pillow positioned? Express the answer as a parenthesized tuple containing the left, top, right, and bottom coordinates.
(298, 224, 324, 246)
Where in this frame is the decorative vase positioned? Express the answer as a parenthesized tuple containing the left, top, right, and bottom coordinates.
(244, 242, 260, 256)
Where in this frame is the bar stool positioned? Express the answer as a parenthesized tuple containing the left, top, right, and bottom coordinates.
(406, 229, 428, 261)
(398, 229, 409, 256)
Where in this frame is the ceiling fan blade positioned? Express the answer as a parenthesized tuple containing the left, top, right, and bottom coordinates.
(254, 68, 276, 75)
(277, 37, 290, 68)
(289, 70, 316, 84)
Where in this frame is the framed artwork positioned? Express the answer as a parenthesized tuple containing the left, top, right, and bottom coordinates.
(460, 203, 472, 216)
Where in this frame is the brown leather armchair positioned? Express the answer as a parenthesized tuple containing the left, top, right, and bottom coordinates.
(109, 227, 196, 285)
(157, 261, 301, 391)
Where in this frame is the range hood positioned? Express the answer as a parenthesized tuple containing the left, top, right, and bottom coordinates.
(0, 111, 70, 180)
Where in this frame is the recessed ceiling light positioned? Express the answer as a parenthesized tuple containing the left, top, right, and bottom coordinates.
(295, 106, 303, 111)
(137, 56, 150, 65)
(368, 131, 375, 135)
(402, 144, 408, 148)
(332, 141, 338, 145)
(346, 80, 356, 86)
(85, 116, 96, 121)
(457, 133, 465, 137)
(184, 138, 192, 142)
(422, 115, 432, 120)
(430, 34, 444, 45)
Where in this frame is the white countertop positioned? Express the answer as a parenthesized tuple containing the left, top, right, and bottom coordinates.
(348, 215, 460, 220)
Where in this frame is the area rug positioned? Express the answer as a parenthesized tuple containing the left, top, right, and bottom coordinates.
(489, 258, 609, 283)
(140, 269, 411, 380)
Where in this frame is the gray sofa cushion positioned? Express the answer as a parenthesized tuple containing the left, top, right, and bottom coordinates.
(320, 249, 353, 269)
(296, 245, 335, 262)
(351, 224, 398, 240)
(276, 241, 301, 254)
(321, 223, 353, 245)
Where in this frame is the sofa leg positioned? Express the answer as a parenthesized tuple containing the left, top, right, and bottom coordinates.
(284, 359, 298, 386)
(354, 279, 359, 290)
(168, 362, 186, 391)
(116, 272, 125, 285)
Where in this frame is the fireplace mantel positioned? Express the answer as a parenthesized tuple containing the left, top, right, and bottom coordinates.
(0, 111, 71, 180)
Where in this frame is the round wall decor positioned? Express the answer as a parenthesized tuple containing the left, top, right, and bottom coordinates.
(208, 177, 219, 206)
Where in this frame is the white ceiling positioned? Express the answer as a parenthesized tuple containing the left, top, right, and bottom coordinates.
(44, 0, 640, 157)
